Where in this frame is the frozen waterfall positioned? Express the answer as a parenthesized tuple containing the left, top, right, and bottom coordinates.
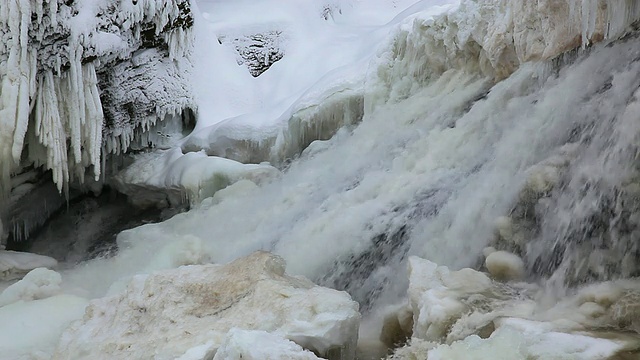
(3, 0, 640, 359)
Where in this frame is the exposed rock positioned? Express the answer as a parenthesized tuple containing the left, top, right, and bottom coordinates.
(52, 252, 360, 360)
(222, 31, 286, 77)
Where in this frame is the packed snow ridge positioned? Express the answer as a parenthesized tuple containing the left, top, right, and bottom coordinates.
(0, 0, 195, 195)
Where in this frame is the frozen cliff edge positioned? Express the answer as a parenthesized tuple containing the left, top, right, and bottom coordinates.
(0, 0, 195, 195)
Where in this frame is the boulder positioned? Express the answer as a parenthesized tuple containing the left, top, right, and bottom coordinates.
(52, 251, 360, 360)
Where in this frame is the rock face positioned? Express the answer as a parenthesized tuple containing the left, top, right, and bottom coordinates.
(221, 31, 286, 77)
(52, 252, 360, 360)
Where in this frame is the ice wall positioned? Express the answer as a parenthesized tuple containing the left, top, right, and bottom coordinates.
(369, 0, 640, 107)
(0, 0, 195, 195)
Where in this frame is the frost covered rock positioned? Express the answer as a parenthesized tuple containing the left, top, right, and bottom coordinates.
(0, 251, 57, 281)
(485, 251, 525, 281)
(211, 329, 324, 360)
(0, 268, 61, 307)
(52, 251, 360, 360)
(220, 30, 286, 77)
(0, 0, 195, 193)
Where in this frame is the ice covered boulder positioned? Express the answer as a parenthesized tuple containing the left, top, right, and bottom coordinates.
(407, 257, 539, 343)
(113, 149, 279, 207)
(408, 257, 492, 341)
(0, 268, 61, 307)
(0, 250, 58, 281)
(485, 251, 525, 281)
(211, 329, 323, 360)
(52, 251, 360, 360)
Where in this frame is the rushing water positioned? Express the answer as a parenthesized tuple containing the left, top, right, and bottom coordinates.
(51, 24, 640, 309)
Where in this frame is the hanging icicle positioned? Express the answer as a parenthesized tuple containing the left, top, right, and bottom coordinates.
(0, 0, 195, 196)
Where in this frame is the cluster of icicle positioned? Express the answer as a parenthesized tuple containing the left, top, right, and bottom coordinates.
(0, 0, 193, 194)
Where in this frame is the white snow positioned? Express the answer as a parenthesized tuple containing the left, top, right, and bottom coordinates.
(425, 322, 623, 360)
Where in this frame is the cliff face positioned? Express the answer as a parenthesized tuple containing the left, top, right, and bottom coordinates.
(0, 0, 195, 243)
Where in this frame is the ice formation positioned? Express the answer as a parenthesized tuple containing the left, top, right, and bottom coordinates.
(112, 149, 280, 207)
(0, 0, 195, 194)
(0, 267, 61, 307)
(183, 0, 640, 169)
(388, 256, 640, 359)
(0, 250, 57, 281)
(52, 252, 360, 360)
(211, 329, 324, 360)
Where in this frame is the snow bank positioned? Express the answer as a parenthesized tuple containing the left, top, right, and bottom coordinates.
(0, 294, 89, 360)
(0, 250, 57, 281)
(113, 149, 279, 206)
(53, 252, 360, 360)
(186, 0, 640, 168)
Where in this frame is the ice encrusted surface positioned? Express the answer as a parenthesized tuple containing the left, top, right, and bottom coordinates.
(0, 0, 195, 193)
(52, 252, 360, 360)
